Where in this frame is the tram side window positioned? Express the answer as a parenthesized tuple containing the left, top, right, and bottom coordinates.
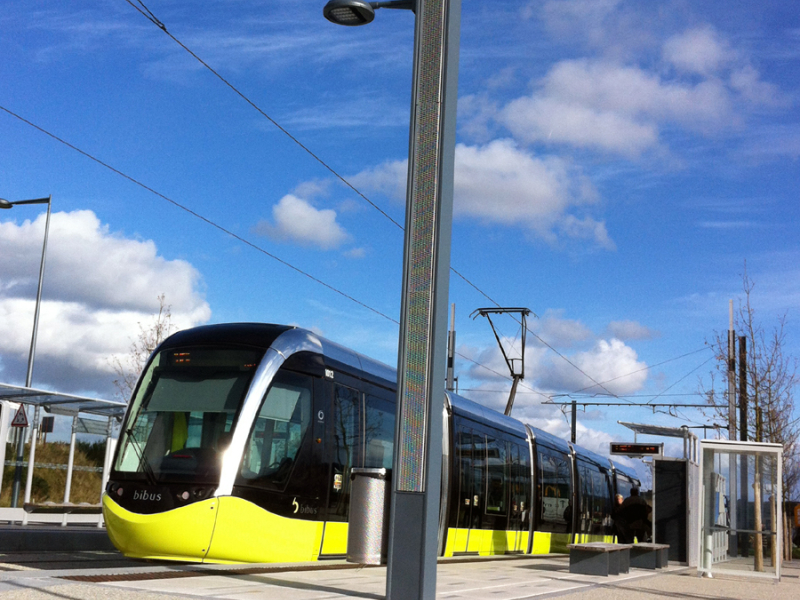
(364, 394, 394, 470)
(616, 475, 633, 500)
(328, 384, 361, 519)
(485, 433, 507, 515)
(455, 429, 474, 528)
(592, 469, 612, 534)
(592, 471, 613, 535)
(538, 449, 571, 533)
(578, 464, 593, 534)
(239, 371, 312, 489)
(509, 443, 531, 529)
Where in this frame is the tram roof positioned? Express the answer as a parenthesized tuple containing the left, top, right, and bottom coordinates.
(527, 426, 572, 454)
(160, 322, 293, 350)
(571, 442, 613, 471)
(160, 323, 396, 387)
(446, 392, 529, 439)
(0, 382, 126, 418)
(611, 460, 640, 481)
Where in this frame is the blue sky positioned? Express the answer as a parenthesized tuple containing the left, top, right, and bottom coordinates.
(1, 1, 799, 471)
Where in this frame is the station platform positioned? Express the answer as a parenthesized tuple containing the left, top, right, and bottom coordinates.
(0, 551, 796, 600)
(0, 524, 115, 553)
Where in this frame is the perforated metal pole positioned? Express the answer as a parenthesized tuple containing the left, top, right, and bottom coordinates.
(386, 1, 460, 599)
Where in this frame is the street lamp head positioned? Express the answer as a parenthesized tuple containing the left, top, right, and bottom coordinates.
(0, 198, 13, 209)
(324, 0, 375, 26)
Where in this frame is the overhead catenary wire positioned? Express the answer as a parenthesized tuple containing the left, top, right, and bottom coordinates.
(1, 103, 547, 402)
(124, 0, 404, 231)
(567, 345, 712, 397)
(121, 0, 619, 400)
(0, 104, 398, 326)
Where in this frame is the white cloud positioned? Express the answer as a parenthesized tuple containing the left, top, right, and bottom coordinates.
(350, 140, 611, 249)
(729, 65, 785, 107)
(254, 194, 351, 250)
(662, 27, 730, 76)
(349, 160, 408, 203)
(498, 59, 736, 156)
(540, 338, 648, 395)
(0, 210, 210, 395)
(0, 210, 204, 312)
(536, 310, 593, 348)
(455, 140, 613, 248)
(606, 320, 658, 341)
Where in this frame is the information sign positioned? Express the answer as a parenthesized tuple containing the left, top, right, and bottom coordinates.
(610, 442, 663, 457)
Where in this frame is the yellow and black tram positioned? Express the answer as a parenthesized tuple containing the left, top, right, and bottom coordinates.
(103, 323, 640, 563)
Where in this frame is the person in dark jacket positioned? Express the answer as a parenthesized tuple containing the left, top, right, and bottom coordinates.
(612, 493, 631, 543)
(619, 487, 651, 543)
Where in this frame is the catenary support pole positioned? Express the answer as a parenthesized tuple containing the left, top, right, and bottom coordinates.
(571, 400, 576, 444)
(727, 302, 738, 556)
(739, 335, 749, 556)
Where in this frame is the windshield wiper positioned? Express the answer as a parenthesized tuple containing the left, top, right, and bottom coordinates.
(125, 427, 159, 488)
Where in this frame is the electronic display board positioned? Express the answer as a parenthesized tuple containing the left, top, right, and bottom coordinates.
(609, 442, 663, 457)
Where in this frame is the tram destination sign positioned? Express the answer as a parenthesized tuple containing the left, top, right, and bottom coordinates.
(610, 442, 664, 457)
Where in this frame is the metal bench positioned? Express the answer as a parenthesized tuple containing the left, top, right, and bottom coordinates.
(567, 542, 633, 576)
(23, 502, 102, 514)
(630, 543, 669, 569)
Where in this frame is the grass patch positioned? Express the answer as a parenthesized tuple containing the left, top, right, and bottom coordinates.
(1, 440, 106, 506)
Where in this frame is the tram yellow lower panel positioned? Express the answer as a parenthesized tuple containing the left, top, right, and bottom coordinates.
(444, 527, 469, 556)
(320, 522, 348, 556)
(204, 496, 324, 563)
(103, 494, 217, 562)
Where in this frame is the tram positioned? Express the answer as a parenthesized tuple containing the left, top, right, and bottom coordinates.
(103, 323, 640, 563)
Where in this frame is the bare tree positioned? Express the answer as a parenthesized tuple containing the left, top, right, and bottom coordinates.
(109, 294, 176, 402)
(704, 269, 799, 494)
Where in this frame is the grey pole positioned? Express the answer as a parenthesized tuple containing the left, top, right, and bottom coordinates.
(571, 400, 577, 443)
(386, 1, 460, 599)
(26, 196, 52, 389)
(62, 415, 79, 527)
(5, 196, 52, 508)
(21, 405, 41, 525)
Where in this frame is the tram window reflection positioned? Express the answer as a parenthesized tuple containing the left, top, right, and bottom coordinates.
(364, 394, 394, 470)
(239, 371, 312, 489)
(115, 346, 262, 482)
(538, 449, 571, 533)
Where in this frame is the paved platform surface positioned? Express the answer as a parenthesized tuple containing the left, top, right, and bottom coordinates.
(0, 551, 797, 600)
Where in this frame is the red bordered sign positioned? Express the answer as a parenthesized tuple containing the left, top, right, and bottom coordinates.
(10, 405, 28, 428)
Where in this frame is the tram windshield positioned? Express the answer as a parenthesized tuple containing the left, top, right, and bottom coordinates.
(114, 346, 263, 483)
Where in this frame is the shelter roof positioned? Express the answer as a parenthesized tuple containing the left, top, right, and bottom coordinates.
(0, 382, 126, 418)
(618, 421, 698, 439)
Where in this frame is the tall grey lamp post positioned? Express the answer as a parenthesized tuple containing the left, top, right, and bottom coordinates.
(324, 2, 460, 600)
(0, 195, 52, 507)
